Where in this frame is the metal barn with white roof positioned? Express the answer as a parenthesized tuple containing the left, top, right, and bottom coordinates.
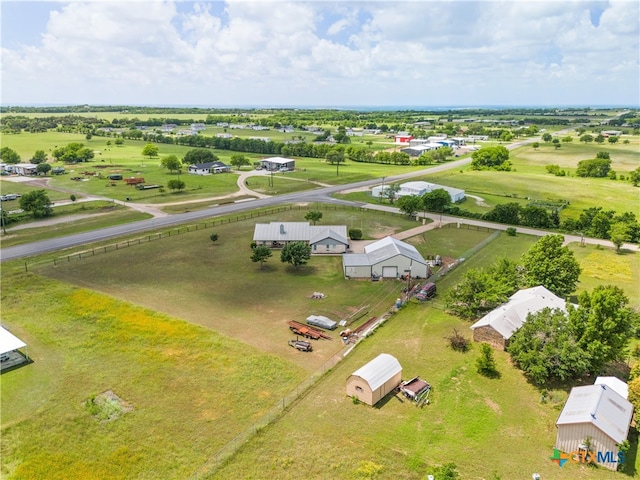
(346, 353, 402, 406)
(342, 236, 429, 279)
(470, 286, 568, 350)
(556, 382, 633, 470)
(372, 181, 465, 203)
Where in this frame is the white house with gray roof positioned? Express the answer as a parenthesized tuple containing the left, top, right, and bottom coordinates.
(556, 381, 632, 471)
(470, 285, 568, 350)
(253, 222, 348, 254)
(343, 236, 429, 279)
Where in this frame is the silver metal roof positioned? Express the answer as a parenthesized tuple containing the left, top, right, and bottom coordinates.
(350, 353, 402, 391)
(557, 384, 633, 444)
(253, 222, 348, 245)
(470, 286, 567, 339)
(364, 237, 427, 265)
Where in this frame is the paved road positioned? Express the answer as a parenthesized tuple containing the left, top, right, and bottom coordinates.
(1, 134, 634, 261)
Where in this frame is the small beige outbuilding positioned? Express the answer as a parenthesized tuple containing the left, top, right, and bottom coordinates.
(346, 353, 402, 406)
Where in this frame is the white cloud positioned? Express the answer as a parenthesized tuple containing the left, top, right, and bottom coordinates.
(1, 1, 638, 106)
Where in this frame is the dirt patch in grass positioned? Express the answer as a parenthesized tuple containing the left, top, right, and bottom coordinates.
(84, 390, 134, 422)
(485, 397, 502, 414)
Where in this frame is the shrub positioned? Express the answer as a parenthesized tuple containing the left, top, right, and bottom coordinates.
(446, 329, 470, 352)
(210, 233, 219, 243)
(349, 228, 363, 240)
(476, 343, 499, 378)
(505, 227, 517, 236)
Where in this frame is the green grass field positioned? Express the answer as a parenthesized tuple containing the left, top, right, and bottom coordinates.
(1, 115, 639, 479)
(3, 203, 637, 479)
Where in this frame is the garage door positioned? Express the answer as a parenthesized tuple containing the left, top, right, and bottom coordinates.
(382, 266, 397, 278)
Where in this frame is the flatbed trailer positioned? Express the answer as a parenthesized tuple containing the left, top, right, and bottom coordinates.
(288, 321, 332, 340)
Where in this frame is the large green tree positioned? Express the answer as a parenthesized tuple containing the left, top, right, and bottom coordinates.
(444, 258, 521, 320)
(230, 154, 250, 170)
(161, 155, 182, 173)
(19, 190, 53, 218)
(36, 163, 52, 176)
(508, 308, 590, 385)
(31, 150, 48, 164)
(482, 202, 521, 225)
(569, 286, 637, 373)
(576, 158, 611, 177)
(380, 184, 401, 204)
(397, 195, 422, 218)
(251, 245, 273, 270)
(421, 188, 451, 213)
(609, 222, 631, 253)
(280, 241, 311, 268)
(470, 146, 510, 170)
(52, 143, 94, 163)
(304, 210, 323, 225)
(0, 147, 20, 164)
(183, 148, 218, 165)
(521, 235, 581, 297)
(141, 143, 159, 161)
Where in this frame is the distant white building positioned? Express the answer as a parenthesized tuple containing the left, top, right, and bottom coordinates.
(187, 161, 231, 175)
(256, 156, 295, 171)
(13, 163, 39, 176)
(372, 181, 465, 203)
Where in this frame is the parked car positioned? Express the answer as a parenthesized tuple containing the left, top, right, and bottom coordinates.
(415, 282, 437, 301)
(0, 194, 19, 202)
(288, 339, 313, 352)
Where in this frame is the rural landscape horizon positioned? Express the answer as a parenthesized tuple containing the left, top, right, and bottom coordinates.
(1, 1, 639, 479)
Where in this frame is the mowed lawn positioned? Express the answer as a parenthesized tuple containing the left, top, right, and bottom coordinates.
(3, 205, 639, 479)
(207, 306, 623, 480)
(206, 242, 638, 480)
(35, 206, 423, 369)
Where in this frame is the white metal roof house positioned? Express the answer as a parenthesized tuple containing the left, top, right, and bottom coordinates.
(470, 285, 568, 350)
(343, 236, 429, 279)
(556, 382, 633, 470)
(346, 353, 402, 406)
(371, 181, 465, 203)
(187, 161, 231, 175)
(257, 157, 295, 171)
(253, 222, 348, 254)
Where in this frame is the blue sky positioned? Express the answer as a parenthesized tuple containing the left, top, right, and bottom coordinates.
(1, 1, 638, 107)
